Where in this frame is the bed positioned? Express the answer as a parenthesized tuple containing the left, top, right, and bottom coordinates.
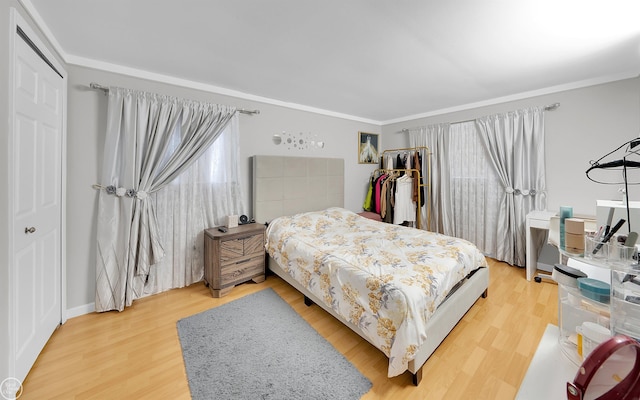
(252, 155, 489, 385)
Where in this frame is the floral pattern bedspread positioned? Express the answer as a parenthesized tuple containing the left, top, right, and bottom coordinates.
(265, 207, 488, 377)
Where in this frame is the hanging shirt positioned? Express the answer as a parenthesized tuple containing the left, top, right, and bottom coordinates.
(363, 175, 374, 211)
(393, 175, 416, 224)
(374, 174, 387, 214)
(403, 152, 412, 170)
(385, 155, 394, 170)
(412, 151, 420, 204)
(416, 151, 425, 207)
(383, 178, 394, 223)
(396, 154, 404, 176)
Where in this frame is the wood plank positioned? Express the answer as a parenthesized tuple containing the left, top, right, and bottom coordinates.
(19, 258, 558, 400)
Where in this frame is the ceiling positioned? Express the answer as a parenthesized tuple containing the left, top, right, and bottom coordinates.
(24, 0, 640, 123)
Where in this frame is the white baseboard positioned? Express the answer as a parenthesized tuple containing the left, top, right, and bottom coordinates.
(66, 302, 95, 319)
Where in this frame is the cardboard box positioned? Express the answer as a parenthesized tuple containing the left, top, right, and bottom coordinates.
(565, 218, 585, 235)
(565, 232, 585, 250)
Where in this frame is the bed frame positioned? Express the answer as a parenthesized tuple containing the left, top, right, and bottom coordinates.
(252, 155, 489, 385)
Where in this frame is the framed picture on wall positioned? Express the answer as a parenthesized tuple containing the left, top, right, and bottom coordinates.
(358, 132, 379, 164)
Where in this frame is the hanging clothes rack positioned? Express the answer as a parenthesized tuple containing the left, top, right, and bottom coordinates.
(373, 146, 431, 230)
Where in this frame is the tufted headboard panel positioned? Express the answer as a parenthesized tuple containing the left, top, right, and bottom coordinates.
(252, 155, 344, 224)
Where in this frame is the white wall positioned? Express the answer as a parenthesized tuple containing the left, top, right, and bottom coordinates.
(382, 77, 640, 216)
(66, 66, 380, 310)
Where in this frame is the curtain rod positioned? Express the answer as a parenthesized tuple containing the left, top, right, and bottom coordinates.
(396, 102, 560, 134)
(88, 82, 260, 115)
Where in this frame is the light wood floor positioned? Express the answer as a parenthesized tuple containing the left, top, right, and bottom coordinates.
(20, 258, 558, 400)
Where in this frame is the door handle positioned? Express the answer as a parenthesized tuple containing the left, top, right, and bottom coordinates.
(25, 227, 36, 234)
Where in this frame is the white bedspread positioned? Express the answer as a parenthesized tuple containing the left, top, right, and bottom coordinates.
(265, 207, 488, 377)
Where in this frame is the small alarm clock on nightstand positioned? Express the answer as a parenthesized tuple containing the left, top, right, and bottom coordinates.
(239, 215, 255, 225)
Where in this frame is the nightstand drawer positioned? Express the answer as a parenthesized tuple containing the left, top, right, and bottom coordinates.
(220, 233, 264, 262)
(243, 234, 264, 255)
(220, 256, 265, 286)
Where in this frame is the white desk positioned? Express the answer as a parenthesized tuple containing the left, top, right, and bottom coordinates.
(516, 324, 578, 399)
(525, 211, 597, 281)
(525, 210, 556, 281)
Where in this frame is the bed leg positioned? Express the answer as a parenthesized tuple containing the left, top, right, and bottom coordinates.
(304, 295, 313, 307)
(481, 288, 488, 298)
(412, 368, 423, 386)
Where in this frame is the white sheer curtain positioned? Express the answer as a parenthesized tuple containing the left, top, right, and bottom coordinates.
(448, 122, 503, 257)
(143, 115, 245, 296)
(95, 87, 239, 312)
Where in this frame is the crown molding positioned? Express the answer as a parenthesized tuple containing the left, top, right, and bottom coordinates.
(381, 71, 640, 125)
(65, 54, 382, 125)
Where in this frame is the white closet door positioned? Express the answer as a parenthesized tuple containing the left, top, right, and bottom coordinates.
(11, 20, 65, 383)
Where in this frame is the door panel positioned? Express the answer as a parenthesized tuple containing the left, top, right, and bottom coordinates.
(15, 243, 36, 363)
(14, 116, 37, 221)
(12, 28, 64, 382)
(41, 124, 59, 207)
(40, 230, 60, 316)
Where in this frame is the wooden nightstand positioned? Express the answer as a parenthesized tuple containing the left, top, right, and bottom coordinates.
(203, 223, 266, 297)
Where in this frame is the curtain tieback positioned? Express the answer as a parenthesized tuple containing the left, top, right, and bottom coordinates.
(504, 187, 539, 196)
(92, 184, 148, 199)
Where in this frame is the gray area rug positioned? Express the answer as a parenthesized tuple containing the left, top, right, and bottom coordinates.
(177, 288, 372, 400)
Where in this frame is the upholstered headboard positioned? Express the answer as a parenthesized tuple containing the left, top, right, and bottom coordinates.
(252, 155, 345, 224)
